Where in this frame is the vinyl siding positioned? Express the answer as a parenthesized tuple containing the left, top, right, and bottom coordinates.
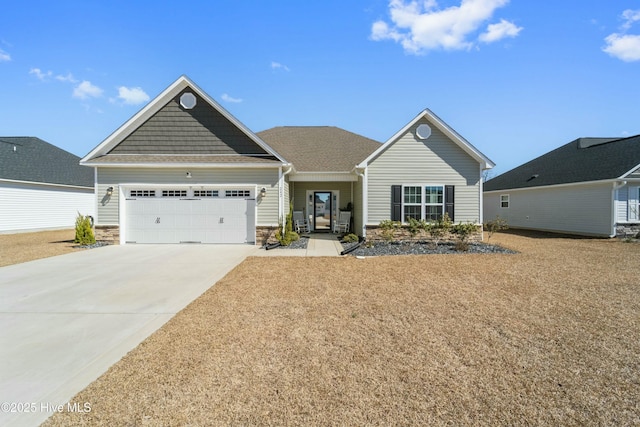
(484, 183, 613, 236)
(0, 181, 94, 232)
(96, 167, 279, 226)
(615, 186, 629, 222)
(367, 118, 481, 224)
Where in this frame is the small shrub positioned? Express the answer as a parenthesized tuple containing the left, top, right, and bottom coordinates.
(275, 202, 299, 246)
(342, 233, 359, 243)
(429, 212, 452, 247)
(407, 217, 429, 240)
(379, 219, 401, 241)
(451, 222, 479, 251)
(276, 230, 299, 246)
(74, 212, 96, 245)
(485, 215, 508, 240)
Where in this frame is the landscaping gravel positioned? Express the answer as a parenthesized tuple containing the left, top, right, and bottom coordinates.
(74, 241, 111, 250)
(342, 240, 516, 256)
(264, 235, 310, 250)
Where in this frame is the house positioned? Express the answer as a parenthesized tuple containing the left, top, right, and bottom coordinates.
(80, 75, 494, 244)
(0, 137, 94, 233)
(483, 135, 640, 237)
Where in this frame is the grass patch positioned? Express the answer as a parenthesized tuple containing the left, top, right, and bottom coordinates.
(44, 232, 640, 426)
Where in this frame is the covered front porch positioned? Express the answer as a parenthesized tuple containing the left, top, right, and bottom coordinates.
(288, 180, 358, 234)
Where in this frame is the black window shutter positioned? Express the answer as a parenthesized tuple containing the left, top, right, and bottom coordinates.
(445, 185, 455, 221)
(391, 185, 402, 221)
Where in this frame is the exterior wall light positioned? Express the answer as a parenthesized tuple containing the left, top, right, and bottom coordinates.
(260, 187, 267, 197)
(106, 186, 114, 196)
(186, 172, 192, 179)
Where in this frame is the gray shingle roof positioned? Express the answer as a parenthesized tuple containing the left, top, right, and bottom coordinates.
(257, 126, 382, 172)
(0, 137, 93, 187)
(83, 154, 281, 165)
(484, 134, 640, 191)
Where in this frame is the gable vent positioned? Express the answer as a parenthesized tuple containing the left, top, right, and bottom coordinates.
(416, 124, 432, 139)
(180, 92, 197, 110)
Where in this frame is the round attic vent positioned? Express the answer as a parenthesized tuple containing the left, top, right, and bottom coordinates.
(416, 124, 432, 140)
(180, 92, 197, 109)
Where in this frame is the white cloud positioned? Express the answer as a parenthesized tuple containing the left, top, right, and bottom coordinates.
(55, 73, 77, 83)
(29, 68, 52, 80)
(73, 80, 103, 99)
(221, 93, 242, 103)
(371, 0, 519, 54)
(117, 86, 150, 105)
(603, 9, 640, 62)
(0, 49, 10, 62)
(271, 61, 290, 71)
(603, 33, 640, 62)
(479, 18, 522, 43)
(621, 9, 640, 31)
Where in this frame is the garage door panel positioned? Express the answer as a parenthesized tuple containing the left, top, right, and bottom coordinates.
(125, 194, 254, 244)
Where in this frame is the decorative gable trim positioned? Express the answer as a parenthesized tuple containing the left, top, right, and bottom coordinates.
(81, 75, 288, 165)
(619, 163, 640, 179)
(358, 109, 495, 170)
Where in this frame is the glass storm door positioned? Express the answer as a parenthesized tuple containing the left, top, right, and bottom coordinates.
(313, 191, 332, 231)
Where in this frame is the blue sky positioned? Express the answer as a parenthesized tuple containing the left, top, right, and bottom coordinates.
(2, 1, 639, 176)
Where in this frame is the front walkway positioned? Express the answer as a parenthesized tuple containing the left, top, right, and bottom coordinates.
(257, 233, 343, 257)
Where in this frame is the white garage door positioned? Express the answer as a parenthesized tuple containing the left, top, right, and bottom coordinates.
(124, 188, 256, 244)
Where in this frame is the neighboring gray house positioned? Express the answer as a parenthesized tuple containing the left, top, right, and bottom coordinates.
(0, 137, 94, 233)
(80, 75, 494, 244)
(484, 135, 640, 237)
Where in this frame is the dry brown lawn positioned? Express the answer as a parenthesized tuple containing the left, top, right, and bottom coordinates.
(0, 229, 81, 267)
(43, 232, 640, 426)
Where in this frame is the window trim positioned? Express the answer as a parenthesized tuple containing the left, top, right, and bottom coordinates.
(401, 184, 445, 223)
(500, 194, 510, 209)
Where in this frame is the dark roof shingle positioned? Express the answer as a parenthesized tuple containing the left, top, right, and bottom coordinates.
(484, 135, 640, 191)
(257, 126, 382, 172)
(0, 137, 93, 187)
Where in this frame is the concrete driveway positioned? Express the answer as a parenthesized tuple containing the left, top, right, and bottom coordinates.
(0, 244, 257, 427)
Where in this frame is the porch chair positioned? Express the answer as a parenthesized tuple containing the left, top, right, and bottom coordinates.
(293, 211, 310, 234)
(334, 210, 351, 234)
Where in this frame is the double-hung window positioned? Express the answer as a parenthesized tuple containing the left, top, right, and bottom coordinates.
(402, 185, 444, 222)
(500, 194, 510, 208)
(424, 186, 444, 221)
(403, 186, 422, 221)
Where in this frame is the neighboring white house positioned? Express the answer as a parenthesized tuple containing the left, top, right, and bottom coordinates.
(80, 75, 494, 245)
(0, 137, 95, 233)
(484, 136, 640, 237)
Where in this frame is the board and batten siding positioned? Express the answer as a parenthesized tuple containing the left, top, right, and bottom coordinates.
(367, 119, 482, 224)
(96, 167, 280, 226)
(484, 183, 613, 236)
(0, 181, 94, 233)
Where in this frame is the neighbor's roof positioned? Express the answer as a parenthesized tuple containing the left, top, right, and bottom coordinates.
(484, 134, 640, 191)
(0, 137, 93, 187)
(257, 126, 382, 172)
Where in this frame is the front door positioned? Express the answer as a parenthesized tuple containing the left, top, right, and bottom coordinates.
(313, 191, 332, 231)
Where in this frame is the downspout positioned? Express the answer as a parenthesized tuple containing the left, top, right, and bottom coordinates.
(611, 180, 627, 237)
(355, 166, 367, 238)
(280, 164, 293, 234)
